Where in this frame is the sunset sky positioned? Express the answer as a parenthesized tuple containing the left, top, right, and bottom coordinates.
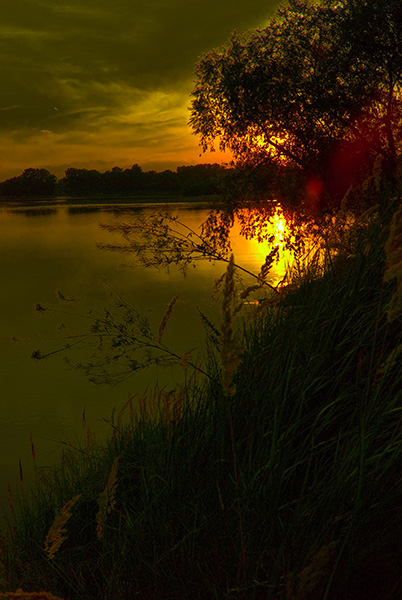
(1, 0, 280, 180)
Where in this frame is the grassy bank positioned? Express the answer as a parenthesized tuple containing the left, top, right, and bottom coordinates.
(1, 199, 401, 600)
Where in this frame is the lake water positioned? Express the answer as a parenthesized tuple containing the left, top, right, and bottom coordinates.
(0, 200, 289, 507)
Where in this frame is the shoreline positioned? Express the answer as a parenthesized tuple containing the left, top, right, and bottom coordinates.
(0, 194, 220, 211)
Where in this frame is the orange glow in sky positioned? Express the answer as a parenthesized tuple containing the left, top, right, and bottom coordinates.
(0, 0, 279, 180)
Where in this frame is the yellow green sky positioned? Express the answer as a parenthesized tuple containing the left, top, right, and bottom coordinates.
(0, 0, 280, 179)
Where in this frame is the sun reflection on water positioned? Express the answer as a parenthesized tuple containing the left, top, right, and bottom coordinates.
(230, 205, 295, 288)
(272, 206, 286, 244)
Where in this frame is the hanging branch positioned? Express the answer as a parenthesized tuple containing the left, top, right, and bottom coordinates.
(98, 211, 280, 294)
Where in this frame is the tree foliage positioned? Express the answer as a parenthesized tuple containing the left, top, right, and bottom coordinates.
(0, 168, 57, 197)
(59, 163, 227, 197)
(189, 0, 402, 209)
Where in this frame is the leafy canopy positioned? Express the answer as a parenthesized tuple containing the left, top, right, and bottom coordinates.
(189, 0, 402, 209)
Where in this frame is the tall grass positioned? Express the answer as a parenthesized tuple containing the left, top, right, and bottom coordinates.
(1, 201, 401, 599)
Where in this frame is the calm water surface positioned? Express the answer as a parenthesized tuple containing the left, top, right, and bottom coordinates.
(0, 200, 288, 505)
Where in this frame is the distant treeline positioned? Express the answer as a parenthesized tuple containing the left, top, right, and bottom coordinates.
(0, 163, 230, 198)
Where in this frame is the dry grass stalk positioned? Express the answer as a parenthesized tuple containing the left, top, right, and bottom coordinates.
(85, 425, 93, 455)
(138, 391, 148, 421)
(18, 460, 23, 484)
(220, 254, 243, 398)
(180, 347, 196, 370)
(7, 484, 14, 514)
(187, 370, 195, 386)
(29, 436, 36, 465)
(44, 494, 81, 559)
(96, 457, 119, 540)
(157, 295, 179, 344)
(0, 590, 65, 600)
(116, 394, 135, 431)
(384, 203, 402, 322)
(127, 394, 134, 420)
(161, 387, 184, 427)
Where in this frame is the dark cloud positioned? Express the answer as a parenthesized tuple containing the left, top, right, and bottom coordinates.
(0, 0, 280, 177)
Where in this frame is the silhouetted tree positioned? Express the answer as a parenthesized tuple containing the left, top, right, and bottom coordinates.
(155, 170, 181, 194)
(102, 166, 125, 194)
(59, 164, 227, 197)
(122, 164, 145, 193)
(189, 0, 402, 210)
(0, 168, 57, 197)
(177, 164, 226, 196)
(61, 168, 103, 195)
(339, 0, 402, 178)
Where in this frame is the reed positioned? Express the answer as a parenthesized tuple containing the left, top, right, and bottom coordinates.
(220, 254, 243, 399)
(29, 437, 36, 466)
(96, 457, 119, 540)
(43, 495, 81, 560)
(157, 295, 179, 344)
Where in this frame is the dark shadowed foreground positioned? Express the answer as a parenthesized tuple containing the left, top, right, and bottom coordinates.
(1, 186, 401, 600)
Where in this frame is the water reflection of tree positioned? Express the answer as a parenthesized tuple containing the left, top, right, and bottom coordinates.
(11, 207, 58, 218)
(67, 206, 102, 215)
(98, 210, 282, 294)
